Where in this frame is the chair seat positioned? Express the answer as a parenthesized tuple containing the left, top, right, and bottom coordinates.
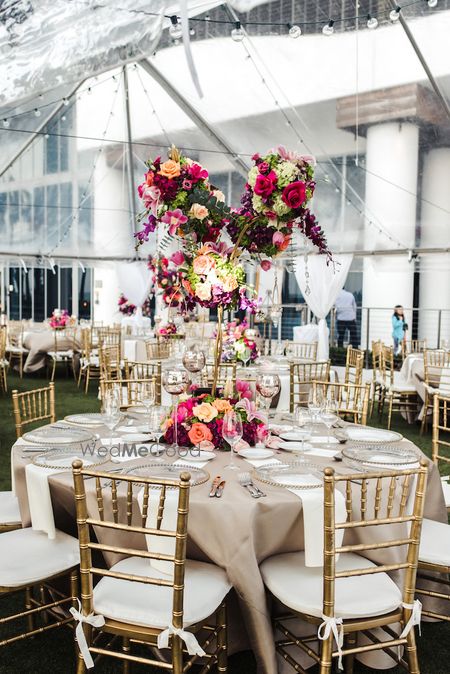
(260, 551, 402, 620)
(441, 478, 450, 508)
(93, 557, 231, 629)
(419, 518, 450, 567)
(0, 491, 21, 524)
(81, 356, 100, 368)
(48, 351, 73, 360)
(7, 346, 28, 354)
(389, 377, 416, 393)
(0, 528, 80, 587)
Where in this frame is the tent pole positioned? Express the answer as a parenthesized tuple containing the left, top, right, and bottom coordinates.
(122, 65, 138, 236)
(0, 80, 85, 178)
(137, 58, 249, 177)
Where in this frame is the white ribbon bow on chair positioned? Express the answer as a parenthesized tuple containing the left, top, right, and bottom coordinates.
(318, 615, 344, 670)
(400, 600, 422, 638)
(158, 623, 206, 656)
(70, 599, 105, 669)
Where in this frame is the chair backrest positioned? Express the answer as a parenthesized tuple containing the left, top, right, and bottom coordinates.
(145, 339, 171, 360)
(402, 339, 426, 359)
(322, 462, 428, 622)
(381, 344, 395, 388)
(7, 324, 24, 348)
(124, 360, 162, 404)
(424, 349, 450, 392)
(72, 460, 191, 633)
(52, 327, 77, 354)
(312, 380, 371, 425)
(12, 383, 56, 438)
(289, 361, 330, 412)
(99, 344, 121, 379)
(286, 341, 318, 361)
(432, 394, 450, 477)
(202, 362, 236, 390)
(100, 377, 157, 407)
(371, 340, 383, 383)
(345, 347, 364, 386)
(0, 325, 7, 359)
(97, 327, 121, 348)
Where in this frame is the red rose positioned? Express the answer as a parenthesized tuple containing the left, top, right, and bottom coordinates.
(254, 171, 277, 199)
(258, 161, 270, 174)
(281, 181, 307, 209)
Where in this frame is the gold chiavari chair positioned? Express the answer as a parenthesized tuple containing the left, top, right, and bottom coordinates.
(5, 323, 29, 378)
(99, 344, 122, 380)
(100, 376, 157, 409)
(432, 393, 450, 511)
(71, 460, 230, 674)
(420, 349, 450, 434)
(0, 326, 8, 392)
(289, 361, 330, 412)
(145, 339, 171, 360)
(97, 326, 122, 348)
(124, 359, 162, 404)
(401, 339, 427, 361)
(261, 461, 428, 674)
(313, 380, 371, 425)
(12, 383, 56, 439)
(286, 341, 318, 361)
(47, 327, 78, 382)
(370, 340, 384, 418)
(344, 346, 364, 386)
(202, 362, 237, 390)
(381, 345, 418, 430)
(78, 328, 101, 394)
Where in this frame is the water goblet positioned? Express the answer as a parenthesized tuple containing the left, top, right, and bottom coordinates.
(321, 397, 338, 449)
(162, 369, 190, 452)
(308, 385, 324, 424)
(137, 380, 156, 418)
(222, 410, 243, 471)
(147, 405, 167, 459)
(256, 373, 281, 412)
(294, 406, 312, 461)
(102, 388, 121, 450)
(182, 345, 206, 387)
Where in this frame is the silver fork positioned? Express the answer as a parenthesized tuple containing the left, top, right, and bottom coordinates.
(238, 472, 266, 498)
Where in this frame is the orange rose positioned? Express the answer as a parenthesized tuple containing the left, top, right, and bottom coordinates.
(188, 423, 213, 446)
(212, 399, 232, 414)
(193, 402, 218, 423)
(182, 278, 194, 295)
(159, 160, 181, 179)
(193, 254, 215, 276)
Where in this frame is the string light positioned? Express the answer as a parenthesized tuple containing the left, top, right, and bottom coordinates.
(288, 23, 302, 39)
(367, 14, 378, 29)
(322, 20, 335, 36)
(231, 21, 245, 41)
(2, 119, 9, 128)
(63, 97, 69, 106)
(34, 108, 41, 117)
(168, 15, 182, 40)
(427, 0, 438, 6)
(389, 6, 401, 21)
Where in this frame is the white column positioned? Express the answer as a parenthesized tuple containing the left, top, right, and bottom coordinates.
(418, 148, 450, 347)
(362, 122, 419, 346)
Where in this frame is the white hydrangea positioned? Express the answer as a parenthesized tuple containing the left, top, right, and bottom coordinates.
(247, 166, 259, 188)
(252, 194, 265, 213)
(273, 195, 291, 216)
(274, 161, 298, 187)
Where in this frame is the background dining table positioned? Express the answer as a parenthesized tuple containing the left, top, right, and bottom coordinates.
(11, 418, 447, 674)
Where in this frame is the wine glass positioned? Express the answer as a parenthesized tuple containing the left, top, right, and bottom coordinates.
(294, 406, 312, 462)
(147, 405, 167, 459)
(162, 369, 190, 452)
(137, 380, 156, 418)
(256, 373, 281, 412)
(222, 410, 243, 471)
(321, 394, 338, 449)
(102, 387, 121, 449)
(308, 385, 324, 424)
(182, 345, 206, 386)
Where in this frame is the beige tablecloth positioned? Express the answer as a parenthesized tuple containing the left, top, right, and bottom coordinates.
(11, 421, 447, 674)
(23, 330, 80, 373)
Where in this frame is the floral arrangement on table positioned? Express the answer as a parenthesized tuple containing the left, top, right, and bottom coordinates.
(226, 146, 331, 264)
(221, 320, 259, 365)
(117, 294, 152, 317)
(135, 146, 230, 247)
(157, 322, 182, 338)
(162, 393, 267, 450)
(49, 309, 76, 329)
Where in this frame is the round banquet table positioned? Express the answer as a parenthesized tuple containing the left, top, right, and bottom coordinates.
(11, 418, 447, 674)
(22, 329, 81, 374)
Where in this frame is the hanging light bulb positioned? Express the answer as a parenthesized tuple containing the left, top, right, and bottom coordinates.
(63, 97, 69, 106)
(169, 15, 182, 40)
(34, 108, 41, 117)
(322, 20, 334, 36)
(367, 14, 378, 29)
(389, 6, 401, 21)
(231, 21, 245, 41)
(2, 118, 9, 128)
(427, 0, 438, 7)
(288, 23, 302, 38)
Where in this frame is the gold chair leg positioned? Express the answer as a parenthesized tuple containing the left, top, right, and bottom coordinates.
(420, 394, 429, 435)
(344, 632, 357, 674)
(85, 368, 90, 394)
(172, 634, 184, 674)
(25, 586, 35, 632)
(319, 632, 333, 674)
(387, 393, 393, 430)
(70, 570, 79, 654)
(122, 637, 131, 674)
(405, 627, 420, 674)
(217, 601, 228, 673)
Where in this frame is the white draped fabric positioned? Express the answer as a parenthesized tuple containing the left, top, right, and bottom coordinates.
(294, 255, 353, 360)
(117, 262, 153, 308)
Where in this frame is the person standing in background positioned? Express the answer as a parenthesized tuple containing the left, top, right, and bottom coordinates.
(335, 287, 358, 347)
(392, 305, 407, 355)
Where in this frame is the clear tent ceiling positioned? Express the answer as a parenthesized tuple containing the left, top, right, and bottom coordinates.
(0, 0, 449, 265)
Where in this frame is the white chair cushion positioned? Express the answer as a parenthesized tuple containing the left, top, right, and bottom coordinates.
(0, 528, 80, 587)
(441, 478, 450, 508)
(260, 551, 402, 620)
(7, 346, 28, 354)
(0, 491, 21, 524)
(419, 518, 450, 566)
(93, 557, 231, 629)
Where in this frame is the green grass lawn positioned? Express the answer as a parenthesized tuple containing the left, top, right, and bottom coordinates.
(0, 370, 449, 673)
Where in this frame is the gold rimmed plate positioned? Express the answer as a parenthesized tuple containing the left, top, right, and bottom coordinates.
(253, 461, 323, 490)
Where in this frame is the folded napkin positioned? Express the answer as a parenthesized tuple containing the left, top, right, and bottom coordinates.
(243, 458, 282, 468)
(137, 487, 178, 575)
(25, 457, 92, 539)
(311, 436, 340, 445)
(286, 484, 346, 567)
(306, 447, 341, 458)
(265, 436, 281, 449)
(173, 458, 209, 469)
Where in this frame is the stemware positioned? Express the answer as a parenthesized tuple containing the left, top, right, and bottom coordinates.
(102, 388, 121, 449)
(308, 385, 324, 424)
(137, 380, 156, 418)
(321, 394, 338, 449)
(294, 406, 312, 461)
(256, 373, 281, 411)
(162, 369, 190, 452)
(147, 405, 168, 458)
(182, 345, 206, 386)
(222, 410, 243, 471)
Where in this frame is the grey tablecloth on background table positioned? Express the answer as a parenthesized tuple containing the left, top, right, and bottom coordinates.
(12, 421, 447, 674)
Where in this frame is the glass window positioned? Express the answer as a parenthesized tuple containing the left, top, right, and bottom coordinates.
(0, 193, 7, 235)
(78, 184, 92, 244)
(60, 268, 72, 314)
(59, 182, 72, 246)
(281, 271, 302, 340)
(78, 268, 92, 319)
(21, 269, 32, 319)
(33, 267, 45, 322)
(45, 132, 59, 174)
(33, 186, 45, 238)
(8, 268, 20, 320)
(46, 268, 58, 317)
(46, 184, 58, 248)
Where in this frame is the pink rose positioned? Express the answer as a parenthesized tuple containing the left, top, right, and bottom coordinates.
(170, 251, 185, 265)
(189, 203, 209, 221)
(193, 254, 215, 275)
(272, 231, 285, 247)
(258, 161, 270, 174)
(281, 181, 306, 209)
(254, 171, 277, 199)
(260, 259, 272, 271)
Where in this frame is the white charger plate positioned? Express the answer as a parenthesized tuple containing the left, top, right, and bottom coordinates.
(310, 436, 340, 445)
(176, 450, 216, 462)
(120, 434, 152, 443)
(278, 440, 313, 452)
(280, 430, 313, 442)
(345, 427, 403, 443)
(238, 447, 274, 460)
